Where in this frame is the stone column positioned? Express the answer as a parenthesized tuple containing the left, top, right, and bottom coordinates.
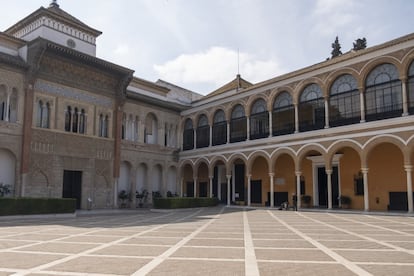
(268, 111, 273, 137)
(209, 125, 212, 147)
(269, 173, 274, 207)
(402, 78, 409, 116)
(294, 103, 299, 133)
(232, 173, 236, 202)
(5, 92, 10, 122)
(227, 122, 230, 144)
(247, 174, 252, 206)
(359, 88, 366, 123)
(362, 168, 369, 211)
(194, 128, 197, 149)
(326, 169, 333, 209)
(324, 98, 329, 128)
(193, 177, 197, 198)
(226, 175, 232, 206)
(246, 116, 250, 140)
(405, 165, 413, 213)
(296, 171, 302, 209)
(180, 177, 184, 197)
(209, 176, 214, 198)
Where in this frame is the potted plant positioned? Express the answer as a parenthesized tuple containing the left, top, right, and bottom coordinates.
(0, 183, 11, 197)
(301, 195, 312, 208)
(118, 190, 130, 208)
(136, 189, 148, 208)
(339, 195, 351, 209)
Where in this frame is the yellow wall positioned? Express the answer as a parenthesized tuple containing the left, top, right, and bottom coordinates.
(251, 156, 269, 205)
(368, 143, 405, 211)
(274, 154, 295, 200)
(338, 148, 363, 209)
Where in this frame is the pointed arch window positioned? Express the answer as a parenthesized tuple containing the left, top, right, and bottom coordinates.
(272, 92, 295, 135)
(250, 99, 269, 140)
(365, 63, 402, 121)
(183, 118, 194, 150)
(212, 110, 227, 146)
(329, 74, 360, 127)
(0, 85, 6, 121)
(196, 114, 209, 148)
(230, 104, 247, 143)
(99, 113, 109, 138)
(65, 106, 72, 132)
(408, 61, 414, 113)
(144, 113, 158, 144)
(72, 107, 79, 133)
(298, 83, 325, 131)
(79, 109, 86, 134)
(37, 101, 50, 128)
(9, 89, 18, 123)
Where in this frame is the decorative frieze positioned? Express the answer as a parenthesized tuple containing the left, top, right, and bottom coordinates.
(35, 79, 112, 108)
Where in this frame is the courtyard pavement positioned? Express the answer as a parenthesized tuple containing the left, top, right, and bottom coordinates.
(0, 207, 414, 275)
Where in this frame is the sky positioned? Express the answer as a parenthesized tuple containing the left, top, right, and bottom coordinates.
(1, 0, 414, 95)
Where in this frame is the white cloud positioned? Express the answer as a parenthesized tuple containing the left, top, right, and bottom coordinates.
(153, 47, 283, 94)
(311, 0, 361, 37)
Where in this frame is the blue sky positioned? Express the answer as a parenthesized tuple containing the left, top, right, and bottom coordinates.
(1, 0, 414, 95)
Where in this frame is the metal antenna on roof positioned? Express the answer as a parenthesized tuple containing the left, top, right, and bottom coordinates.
(237, 48, 240, 75)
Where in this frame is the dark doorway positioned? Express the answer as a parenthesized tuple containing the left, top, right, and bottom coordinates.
(199, 182, 208, 197)
(251, 180, 262, 204)
(388, 192, 414, 211)
(213, 166, 218, 198)
(318, 166, 339, 207)
(221, 183, 227, 203)
(186, 182, 194, 197)
(63, 170, 82, 209)
(235, 164, 245, 201)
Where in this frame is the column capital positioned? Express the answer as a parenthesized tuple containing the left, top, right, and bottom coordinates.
(325, 169, 333, 175)
(226, 175, 232, 179)
(361, 167, 369, 173)
(269, 172, 275, 177)
(208, 175, 214, 179)
(246, 174, 252, 178)
(295, 171, 302, 177)
(405, 165, 413, 172)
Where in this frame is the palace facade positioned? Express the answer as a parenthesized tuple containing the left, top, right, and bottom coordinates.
(1, 1, 414, 212)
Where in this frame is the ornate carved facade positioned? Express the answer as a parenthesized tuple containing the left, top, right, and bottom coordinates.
(1, 2, 414, 213)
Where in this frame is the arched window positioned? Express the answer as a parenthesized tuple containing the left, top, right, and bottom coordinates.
(121, 113, 126, 140)
(99, 113, 109, 138)
(72, 107, 79, 133)
(79, 109, 86, 134)
(183, 118, 194, 150)
(408, 61, 414, 113)
(212, 110, 227, 146)
(104, 115, 109, 137)
(250, 99, 269, 140)
(272, 92, 295, 135)
(36, 100, 43, 127)
(144, 113, 158, 144)
(365, 63, 402, 121)
(0, 85, 6, 121)
(9, 89, 18, 123)
(230, 104, 247, 143)
(65, 106, 72, 132)
(196, 114, 209, 148)
(298, 83, 325, 131)
(329, 74, 360, 127)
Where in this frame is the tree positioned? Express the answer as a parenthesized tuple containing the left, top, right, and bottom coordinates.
(331, 36, 342, 58)
(353, 37, 367, 51)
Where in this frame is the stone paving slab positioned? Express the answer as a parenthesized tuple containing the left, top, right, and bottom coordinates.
(0, 207, 414, 275)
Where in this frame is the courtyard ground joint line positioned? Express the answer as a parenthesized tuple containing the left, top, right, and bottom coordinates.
(267, 210, 372, 276)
